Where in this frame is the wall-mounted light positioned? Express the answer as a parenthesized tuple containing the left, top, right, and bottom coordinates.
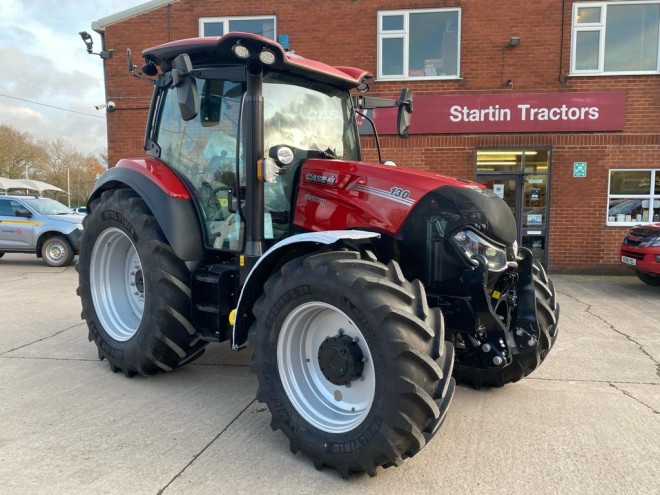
(79, 31, 113, 59)
(508, 36, 521, 48)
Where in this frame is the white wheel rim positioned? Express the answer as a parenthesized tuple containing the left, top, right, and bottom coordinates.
(90, 227, 144, 341)
(277, 301, 376, 434)
(45, 240, 67, 264)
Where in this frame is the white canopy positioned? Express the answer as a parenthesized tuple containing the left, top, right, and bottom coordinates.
(0, 177, 67, 195)
(17, 179, 67, 194)
(0, 177, 39, 192)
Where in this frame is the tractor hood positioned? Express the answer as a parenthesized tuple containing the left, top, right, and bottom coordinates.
(293, 159, 491, 236)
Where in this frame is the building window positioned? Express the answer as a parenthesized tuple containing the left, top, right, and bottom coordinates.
(377, 9, 461, 80)
(571, 2, 660, 75)
(607, 169, 660, 225)
(199, 16, 276, 39)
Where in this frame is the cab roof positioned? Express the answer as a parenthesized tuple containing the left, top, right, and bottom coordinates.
(142, 32, 372, 90)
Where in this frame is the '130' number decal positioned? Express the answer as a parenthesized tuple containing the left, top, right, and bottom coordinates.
(389, 187, 410, 199)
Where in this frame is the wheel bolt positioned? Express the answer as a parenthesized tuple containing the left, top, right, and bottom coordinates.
(516, 328, 524, 336)
(493, 356, 503, 365)
(482, 343, 491, 352)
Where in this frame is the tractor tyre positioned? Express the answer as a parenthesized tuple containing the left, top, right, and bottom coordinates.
(636, 271, 660, 286)
(77, 188, 207, 376)
(453, 261, 560, 388)
(249, 250, 455, 478)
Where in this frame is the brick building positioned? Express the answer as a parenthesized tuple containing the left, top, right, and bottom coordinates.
(91, 0, 660, 272)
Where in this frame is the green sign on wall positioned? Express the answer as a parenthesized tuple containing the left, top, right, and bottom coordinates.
(573, 162, 587, 177)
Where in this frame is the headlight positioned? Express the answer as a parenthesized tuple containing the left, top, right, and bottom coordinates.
(451, 229, 507, 271)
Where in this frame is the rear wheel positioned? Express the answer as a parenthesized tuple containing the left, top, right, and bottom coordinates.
(249, 250, 455, 477)
(41, 235, 75, 267)
(77, 188, 207, 376)
(453, 261, 559, 388)
(636, 271, 660, 286)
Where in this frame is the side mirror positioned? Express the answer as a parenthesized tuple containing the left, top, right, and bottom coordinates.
(15, 208, 32, 218)
(172, 53, 199, 122)
(397, 88, 413, 138)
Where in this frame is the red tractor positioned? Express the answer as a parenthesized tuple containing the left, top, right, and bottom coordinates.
(77, 33, 559, 477)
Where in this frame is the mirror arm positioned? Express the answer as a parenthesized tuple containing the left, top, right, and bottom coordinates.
(356, 110, 383, 164)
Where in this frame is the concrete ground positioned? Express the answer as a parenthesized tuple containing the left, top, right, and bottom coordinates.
(0, 252, 658, 494)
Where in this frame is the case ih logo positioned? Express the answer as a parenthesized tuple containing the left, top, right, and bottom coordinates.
(305, 173, 337, 186)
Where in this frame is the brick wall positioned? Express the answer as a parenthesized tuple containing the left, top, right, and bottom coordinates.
(98, 0, 660, 272)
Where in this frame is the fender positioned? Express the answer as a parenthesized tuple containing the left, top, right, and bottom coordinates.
(89, 158, 205, 261)
(231, 230, 380, 349)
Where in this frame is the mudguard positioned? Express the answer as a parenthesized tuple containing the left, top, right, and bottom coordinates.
(89, 158, 205, 261)
(231, 230, 380, 349)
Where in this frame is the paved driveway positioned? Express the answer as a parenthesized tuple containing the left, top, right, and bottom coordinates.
(1, 253, 658, 494)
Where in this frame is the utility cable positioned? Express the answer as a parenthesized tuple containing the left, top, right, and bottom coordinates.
(0, 93, 106, 119)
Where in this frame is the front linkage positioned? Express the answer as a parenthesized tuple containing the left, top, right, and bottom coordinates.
(443, 248, 558, 387)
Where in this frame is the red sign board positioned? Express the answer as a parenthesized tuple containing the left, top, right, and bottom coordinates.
(360, 92, 626, 135)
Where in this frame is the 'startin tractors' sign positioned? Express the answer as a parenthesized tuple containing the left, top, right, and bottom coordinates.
(360, 92, 626, 134)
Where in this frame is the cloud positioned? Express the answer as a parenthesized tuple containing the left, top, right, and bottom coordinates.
(0, 0, 146, 154)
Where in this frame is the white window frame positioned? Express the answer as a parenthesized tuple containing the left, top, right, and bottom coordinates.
(571, 1, 660, 76)
(377, 8, 461, 81)
(199, 16, 277, 39)
(607, 169, 660, 226)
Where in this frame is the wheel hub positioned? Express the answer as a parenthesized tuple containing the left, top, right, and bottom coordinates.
(134, 269, 144, 294)
(317, 334, 365, 386)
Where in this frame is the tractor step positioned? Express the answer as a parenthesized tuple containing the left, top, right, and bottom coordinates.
(195, 303, 220, 314)
(191, 263, 239, 343)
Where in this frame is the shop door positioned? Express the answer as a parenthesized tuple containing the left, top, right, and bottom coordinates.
(477, 174, 549, 267)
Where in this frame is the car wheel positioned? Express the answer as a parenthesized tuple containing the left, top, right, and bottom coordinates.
(41, 236, 75, 267)
(636, 271, 660, 286)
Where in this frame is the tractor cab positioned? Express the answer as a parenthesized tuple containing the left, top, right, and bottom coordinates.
(141, 33, 410, 255)
(153, 66, 360, 251)
(141, 34, 366, 254)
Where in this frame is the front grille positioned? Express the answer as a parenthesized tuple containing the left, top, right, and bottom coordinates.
(621, 249, 645, 261)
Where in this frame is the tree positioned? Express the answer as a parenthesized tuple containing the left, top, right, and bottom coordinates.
(0, 124, 106, 206)
(0, 124, 47, 179)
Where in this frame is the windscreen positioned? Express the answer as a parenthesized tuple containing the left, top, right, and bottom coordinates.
(263, 73, 360, 161)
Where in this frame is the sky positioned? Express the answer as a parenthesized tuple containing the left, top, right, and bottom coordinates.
(0, 0, 148, 155)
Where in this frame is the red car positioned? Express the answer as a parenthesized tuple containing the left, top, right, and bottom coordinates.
(621, 223, 660, 285)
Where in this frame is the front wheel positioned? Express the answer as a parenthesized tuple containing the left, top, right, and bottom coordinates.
(249, 250, 455, 477)
(77, 188, 207, 376)
(636, 271, 660, 286)
(41, 235, 74, 267)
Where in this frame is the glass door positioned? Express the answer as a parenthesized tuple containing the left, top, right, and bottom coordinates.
(476, 148, 551, 267)
(521, 174, 548, 264)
